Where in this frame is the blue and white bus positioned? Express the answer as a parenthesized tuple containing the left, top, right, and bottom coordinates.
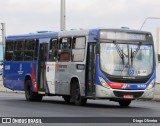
(3, 28, 156, 107)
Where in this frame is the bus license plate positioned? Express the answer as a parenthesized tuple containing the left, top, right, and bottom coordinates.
(123, 95, 134, 99)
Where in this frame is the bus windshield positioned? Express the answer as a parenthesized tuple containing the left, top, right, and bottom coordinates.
(100, 42, 153, 77)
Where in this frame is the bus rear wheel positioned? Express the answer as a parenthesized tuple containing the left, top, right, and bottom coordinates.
(24, 80, 43, 102)
(63, 95, 70, 103)
(70, 81, 87, 106)
(118, 100, 131, 107)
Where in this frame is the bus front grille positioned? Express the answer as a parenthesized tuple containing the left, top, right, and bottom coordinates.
(113, 91, 144, 98)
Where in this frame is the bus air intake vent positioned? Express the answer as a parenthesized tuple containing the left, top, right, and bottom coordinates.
(113, 91, 144, 98)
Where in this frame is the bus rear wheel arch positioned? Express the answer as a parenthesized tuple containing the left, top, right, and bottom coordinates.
(24, 79, 43, 102)
(70, 78, 87, 106)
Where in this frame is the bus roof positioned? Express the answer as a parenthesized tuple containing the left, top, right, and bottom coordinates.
(100, 28, 151, 34)
(6, 31, 58, 41)
(6, 28, 151, 41)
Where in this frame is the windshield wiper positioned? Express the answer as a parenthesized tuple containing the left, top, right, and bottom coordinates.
(131, 42, 142, 58)
(130, 42, 142, 67)
(113, 41, 128, 66)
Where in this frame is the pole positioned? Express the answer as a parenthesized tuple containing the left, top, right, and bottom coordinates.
(60, 0, 66, 31)
(140, 17, 160, 30)
(1, 23, 6, 61)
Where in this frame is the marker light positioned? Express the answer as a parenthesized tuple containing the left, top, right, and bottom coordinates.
(99, 77, 110, 89)
(146, 80, 155, 90)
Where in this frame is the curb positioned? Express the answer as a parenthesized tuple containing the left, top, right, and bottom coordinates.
(152, 95, 160, 102)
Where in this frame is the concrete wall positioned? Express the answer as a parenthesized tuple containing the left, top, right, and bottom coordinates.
(156, 64, 160, 83)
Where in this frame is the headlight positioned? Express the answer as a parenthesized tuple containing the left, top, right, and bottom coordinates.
(99, 77, 110, 89)
(146, 80, 155, 90)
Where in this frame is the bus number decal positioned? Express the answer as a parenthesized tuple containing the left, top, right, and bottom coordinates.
(137, 84, 146, 89)
(5, 65, 10, 70)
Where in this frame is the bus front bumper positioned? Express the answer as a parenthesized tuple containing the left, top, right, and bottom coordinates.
(96, 85, 155, 100)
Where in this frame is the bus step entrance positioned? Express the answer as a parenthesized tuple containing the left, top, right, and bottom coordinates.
(38, 91, 45, 95)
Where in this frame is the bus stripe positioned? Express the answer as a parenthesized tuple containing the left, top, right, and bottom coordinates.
(31, 64, 38, 92)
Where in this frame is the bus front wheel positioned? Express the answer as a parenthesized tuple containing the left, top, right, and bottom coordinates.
(70, 81, 87, 106)
(118, 100, 131, 107)
(24, 80, 43, 102)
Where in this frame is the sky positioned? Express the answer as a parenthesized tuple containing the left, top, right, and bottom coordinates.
(0, 0, 160, 34)
(1, 0, 160, 60)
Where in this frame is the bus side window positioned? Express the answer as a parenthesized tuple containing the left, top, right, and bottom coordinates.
(5, 41, 15, 61)
(58, 37, 71, 62)
(49, 38, 58, 61)
(59, 38, 71, 50)
(24, 39, 35, 61)
(34, 40, 39, 61)
(72, 37, 86, 62)
(14, 40, 24, 61)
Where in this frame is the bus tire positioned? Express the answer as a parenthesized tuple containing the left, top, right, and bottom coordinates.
(63, 95, 70, 103)
(118, 100, 131, 107)
(24, 80, 43, 102)
(71, 81, 87, 106)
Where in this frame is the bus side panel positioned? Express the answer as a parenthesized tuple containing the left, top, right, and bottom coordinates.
(3, 62, 37, 91)
(55, 62, 86, 96)
(45, 62, 56, 94)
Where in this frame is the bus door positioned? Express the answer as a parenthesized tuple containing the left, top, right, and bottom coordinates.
(38, 42, 49, 93)
(86, 43, 96, 96)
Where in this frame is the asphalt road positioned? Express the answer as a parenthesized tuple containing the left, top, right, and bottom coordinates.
(0, 92, 160, 126)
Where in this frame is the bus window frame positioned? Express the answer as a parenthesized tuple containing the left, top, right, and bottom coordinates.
(49, 38, 58, 62)
(13, 40, 25, 61)
(5, 41, 15, 61)
(24, 39, 36, 61)
(71, 36, 86, 62)
(58, 37, 72, 62)
(34, 39, 39, 61)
